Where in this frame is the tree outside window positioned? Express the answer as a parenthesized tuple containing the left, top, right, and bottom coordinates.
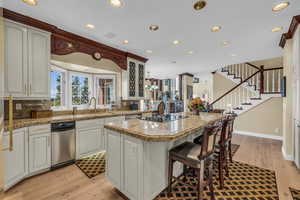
(71, 75, 90, 106)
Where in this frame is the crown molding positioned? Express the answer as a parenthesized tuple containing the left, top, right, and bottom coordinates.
(2, 8, 148, 70)
(279, 15, 300, 48)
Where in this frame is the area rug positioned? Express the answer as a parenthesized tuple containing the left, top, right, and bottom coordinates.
(75, 152, 106, 178)
(156, 157, 279, 200)
(290, 188, 300, 200)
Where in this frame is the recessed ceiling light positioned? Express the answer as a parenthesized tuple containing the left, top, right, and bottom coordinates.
(187, 50, 194, 54)
(231, 54, 237, 57)
(146, 50, 153, 53)
(272, 26, 283, 32)
(149, 25, 159, 31)
(171, 61, 177, 64)
(85, 24, 95, 30)
(222, 41, 230, 46)
(194, 1, 207, 11)
(123, 40, 129, 44)
(109, 0, 123, 7)
(173, 40, 181, 45)
(211, 26, 222, 32)
(22, 0, 38, 6)
(272, 2, 290, 12)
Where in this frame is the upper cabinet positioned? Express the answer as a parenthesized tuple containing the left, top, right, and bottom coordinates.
(122, 58, 145, 100)
(4, 20, 50, 99)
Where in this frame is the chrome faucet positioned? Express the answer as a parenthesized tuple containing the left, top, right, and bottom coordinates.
(89, 97, 97, 112)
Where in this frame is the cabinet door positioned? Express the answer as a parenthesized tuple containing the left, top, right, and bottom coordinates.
(29, 132, 51, 174)
(128, 61, 136, 98)
(3, 128, 28, 190)
(76, 128, 101, 158)
(106, 130, 122, 189)
(4, 21, 28, 97)
(138, 63, 145, 98)
(122, 135, 143, 200)
(28, 28, 50, 98)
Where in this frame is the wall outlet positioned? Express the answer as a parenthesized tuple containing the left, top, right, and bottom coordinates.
(16, 103, 22, 110)
(275, 128, 279, 133)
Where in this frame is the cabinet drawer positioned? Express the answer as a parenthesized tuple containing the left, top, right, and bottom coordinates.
(76, 119, 103, 130)
(28, 124, 51, 135)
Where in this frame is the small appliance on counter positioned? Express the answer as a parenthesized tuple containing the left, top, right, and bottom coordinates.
(51, 121, 76, 169)
(130, 103, 139, 110)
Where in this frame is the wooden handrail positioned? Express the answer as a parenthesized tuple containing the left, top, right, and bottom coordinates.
(245, 62, 260, 71)
(210, 70, 260, 106)
(263, 67, 283, 71)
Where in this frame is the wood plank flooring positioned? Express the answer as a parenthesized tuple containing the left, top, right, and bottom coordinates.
(0, 134, 300, 200)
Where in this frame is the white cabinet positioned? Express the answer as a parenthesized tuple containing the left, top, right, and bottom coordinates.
(76, 119, 103, 159)
(106, 130, 143, 199)
(122, 58, 145, 100)
(106, 129, 122, 189)
(4, 20, 28, 97)
(28, 28, 50, 98)
(104, 116, 125, 151)
(4, 20, 50, 99)
(28, 125, 51, 174)
(3, 128, 28, 190)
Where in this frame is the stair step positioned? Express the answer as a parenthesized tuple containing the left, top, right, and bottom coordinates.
(250, 97, 262, 100)
(241, 103, 252, 105)
(233, 107, 243, 110)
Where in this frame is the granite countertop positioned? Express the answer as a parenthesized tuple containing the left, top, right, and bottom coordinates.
(4, 110, 151, 131)
(104, 112, 223, 142)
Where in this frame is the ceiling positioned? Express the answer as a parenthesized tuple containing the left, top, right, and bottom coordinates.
(3, 0, 300, 78)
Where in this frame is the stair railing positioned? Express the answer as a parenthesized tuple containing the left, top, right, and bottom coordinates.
(211, 63, 283, 110)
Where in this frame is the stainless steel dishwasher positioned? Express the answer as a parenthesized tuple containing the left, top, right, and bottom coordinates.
(51, 121, 76, 169)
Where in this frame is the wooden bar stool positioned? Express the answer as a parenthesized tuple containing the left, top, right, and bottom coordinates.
(167, 125, 221, 200)
(215, 115, 236, 188)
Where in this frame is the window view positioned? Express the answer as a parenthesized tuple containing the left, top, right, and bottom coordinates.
(71, 75, 90, 106)
(50, 70, 65, 108)
(95, 76, 116, 105)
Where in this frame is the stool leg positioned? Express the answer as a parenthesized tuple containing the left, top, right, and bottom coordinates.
(197, 161, 205, 200)
(167, 158, 174, 196)
(183, 164, 187, 182)
(224, 148, 229, 177)
(208, 162, 215, 200)
(218, 151, 224, 189)
(228, 141, 233, 162)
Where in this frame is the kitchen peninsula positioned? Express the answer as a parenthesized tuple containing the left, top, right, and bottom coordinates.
(104, 112, 223, 200)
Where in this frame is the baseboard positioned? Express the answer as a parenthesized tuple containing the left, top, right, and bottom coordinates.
(233, 130, 283, 141)
(281, 146, 294, 161)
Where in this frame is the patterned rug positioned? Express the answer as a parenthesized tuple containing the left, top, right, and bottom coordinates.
(290, 188, 300, 200)
(156, 161, 279, 200)
(75, 152, 106, 178)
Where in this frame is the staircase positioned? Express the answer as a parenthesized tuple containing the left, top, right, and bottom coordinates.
(210, 62, 283, 115)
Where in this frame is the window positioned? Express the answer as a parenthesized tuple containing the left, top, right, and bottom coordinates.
(94, 75, 116, 105)
(50, 66, 117, 110)
(69, 72, 92, 107)
(50, 67, 66, 109)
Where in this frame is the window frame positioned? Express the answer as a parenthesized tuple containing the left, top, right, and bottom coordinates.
(68, 71, 93, 109)
(93, 74, 117, 108)
(50, 65, 67, 110)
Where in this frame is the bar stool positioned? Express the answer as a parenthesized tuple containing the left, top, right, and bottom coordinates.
(167, 125, 221, 200)
(215, 115, 236, 188)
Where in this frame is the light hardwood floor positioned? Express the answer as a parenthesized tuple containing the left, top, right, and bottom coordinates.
(0, 134, 300, 200)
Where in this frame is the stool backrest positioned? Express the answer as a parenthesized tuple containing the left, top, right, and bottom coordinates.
(220, 115, 236, 145)
(199, 124, 221, 159)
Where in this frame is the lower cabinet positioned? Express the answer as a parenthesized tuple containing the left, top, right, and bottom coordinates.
(106, 129, 143, 200)
(3, 128, 28, 190)
(28, 125, 51, 174)
(76, 119, 103, 159)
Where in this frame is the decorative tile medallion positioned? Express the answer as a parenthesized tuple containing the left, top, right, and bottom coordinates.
(75, 152, 106, 178)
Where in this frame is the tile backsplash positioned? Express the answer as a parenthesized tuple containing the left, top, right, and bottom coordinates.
(4, 100, 51, 120)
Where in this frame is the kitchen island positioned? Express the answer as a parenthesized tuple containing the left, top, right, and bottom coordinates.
(104, 112, 223, 200)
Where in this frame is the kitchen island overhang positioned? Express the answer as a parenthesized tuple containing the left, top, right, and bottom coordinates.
(104, 112, 223, 200)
